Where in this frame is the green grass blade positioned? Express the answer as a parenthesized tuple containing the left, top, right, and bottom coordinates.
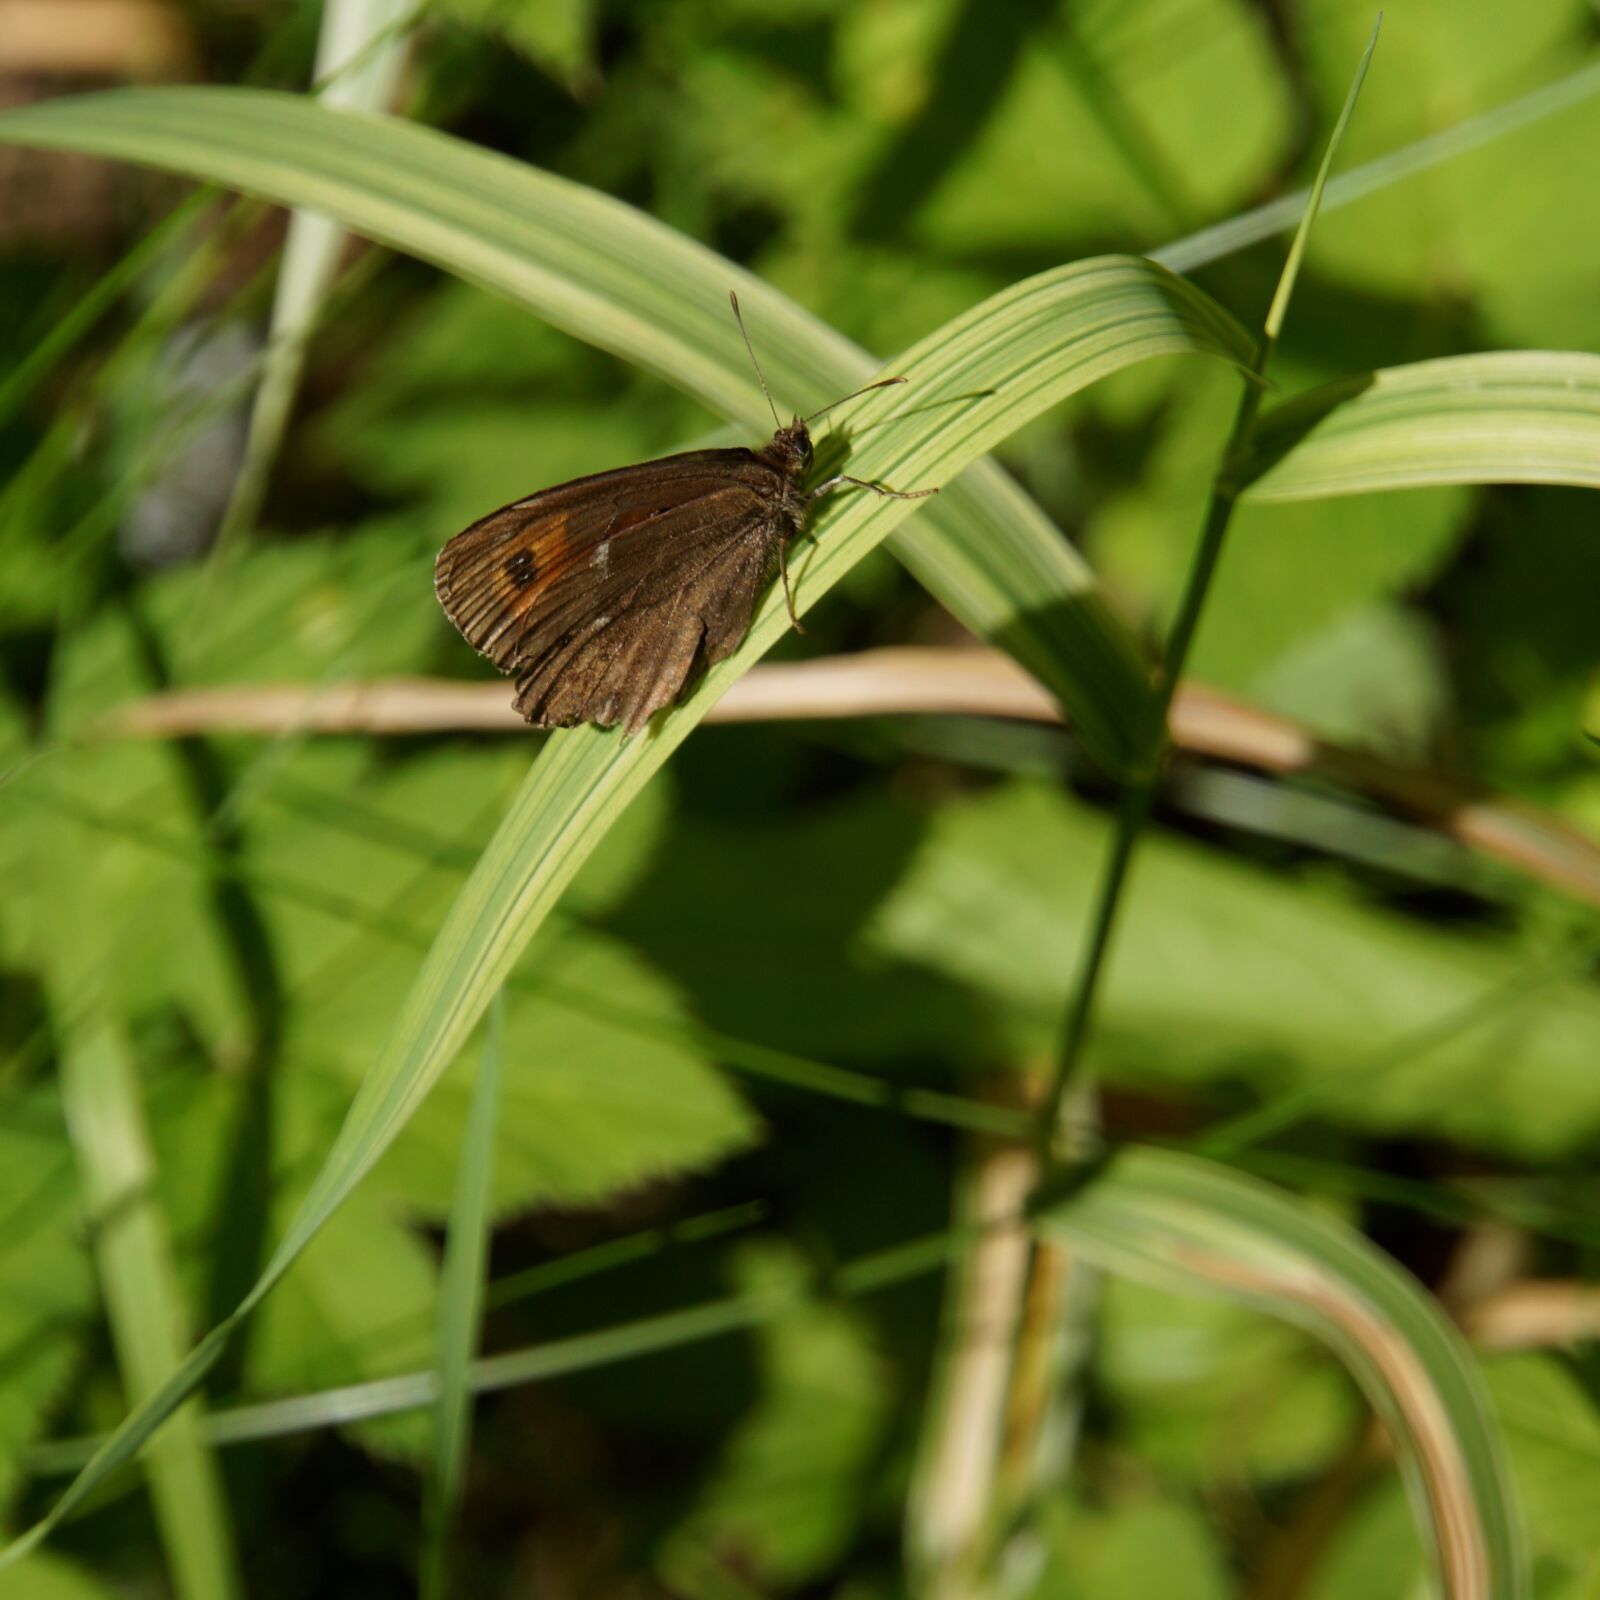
(0, 84, 1182, 773)
(1035, 1147, 1526, 1600)
(1, 250, 1249, 1568)
(1153, 56, 1600, 276)
(57, 1012, 241, 1600)
(221, 2, 420, 548)
(420, 994, 503, 1600)
(1236, 351, 1600, 500)
(1263, 14, 1380, 344)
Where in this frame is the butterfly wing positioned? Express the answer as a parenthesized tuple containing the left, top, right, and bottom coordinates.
(512, 530, 778, 733)
(435, 448, 795, 732)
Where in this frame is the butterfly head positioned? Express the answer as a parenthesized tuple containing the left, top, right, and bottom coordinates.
(767, 417, 813, 481)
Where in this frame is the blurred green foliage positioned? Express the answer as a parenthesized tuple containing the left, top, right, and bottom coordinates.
(1, 0, 1598, 1596)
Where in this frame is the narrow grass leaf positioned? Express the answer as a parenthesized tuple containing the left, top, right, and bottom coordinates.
(1153, 56, 1600, 276)
(420, 994, 503, 1600)
(1237, 352, 1600, 500)
(219, 1, 421, 549)
(1035, 1147, 1526, 1600)
(1, 253, 1249, 1567)
(56, 1012, 241, 1600)
(1263, 13, 1380, 344)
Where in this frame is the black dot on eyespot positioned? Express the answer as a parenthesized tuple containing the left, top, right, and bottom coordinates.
(504, 549, 537, 587)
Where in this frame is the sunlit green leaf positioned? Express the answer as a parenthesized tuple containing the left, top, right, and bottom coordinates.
(1238, 353, 1600, 501)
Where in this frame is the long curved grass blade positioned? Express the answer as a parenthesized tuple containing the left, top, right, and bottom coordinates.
(420, 994, 502, 1600)
(1035, 1146, 1526, 1600)
(0, 250, 1249, 1567)
(1154, 58, 1600, 275)
(1236, 352, 1600, 501)
(1263, 14, 1380, 345)
(220, 2, 421, 550)
(0, 85, 1190, 774)
(57, 1012, 241, 1600)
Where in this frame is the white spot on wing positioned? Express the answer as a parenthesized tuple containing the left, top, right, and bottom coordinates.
(594, 540, 611, 572)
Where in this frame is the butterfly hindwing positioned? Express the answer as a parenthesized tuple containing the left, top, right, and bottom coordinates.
(512, 505, 785, 733)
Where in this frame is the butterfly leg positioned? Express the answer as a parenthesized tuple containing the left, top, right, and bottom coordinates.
(807, 474, 937, 503)
(777, 535, 805, 634)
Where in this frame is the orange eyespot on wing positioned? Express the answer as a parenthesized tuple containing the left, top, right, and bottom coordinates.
(434, 499, 581, 670)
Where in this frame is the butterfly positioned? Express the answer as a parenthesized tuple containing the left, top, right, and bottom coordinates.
(434, 293, 936, 735)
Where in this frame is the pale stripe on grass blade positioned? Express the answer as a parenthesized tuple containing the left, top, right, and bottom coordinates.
(1154, 57, 1600, 276)
(219, 1, 421, 551)
(1236, 351, 1600, 501)
(1035, 1147, 1526, 1600)
(57, 1012, 241, 1600)
(0, 85, 1180, 774)
(421, 994, 503, 1600)
(0, 252, 1249, 1567)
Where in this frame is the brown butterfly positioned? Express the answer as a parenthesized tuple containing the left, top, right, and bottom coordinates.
(434, 293, 936, 735)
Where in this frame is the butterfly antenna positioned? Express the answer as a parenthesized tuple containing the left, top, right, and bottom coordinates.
(803, 376, 907, 425)
(729, 291, 781, 430)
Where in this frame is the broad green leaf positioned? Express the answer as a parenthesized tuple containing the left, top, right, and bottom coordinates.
(1482, 1354, 1600, 1567)
(433, 0, 595, 82)
(1097, 1276, 1358, 1485)
(242, 1181, 437, 1460)
(1305, 1479, 1421, 1600)
(0, 1552, 115, 1600)
(1252, 603, 1452, 759)
(851, 0, 1290, 250)
(0, 84, 1235, 773)
(234, 745, 756, 1214)
(17, 719, 756, 1227)
(1238, 352, 1600, 502)
(1030, 1501, 1231, 1600)
(1088, 363, 1473, 691)
(1449, 487, 1600, 779)
(1197, 486, 1471, 687)
(665, 1245, 894, 1589)
(1296, 5, 1600, 350)
(1035, 1147, 1524, 1600)
(866, 784, 1600, 1157)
